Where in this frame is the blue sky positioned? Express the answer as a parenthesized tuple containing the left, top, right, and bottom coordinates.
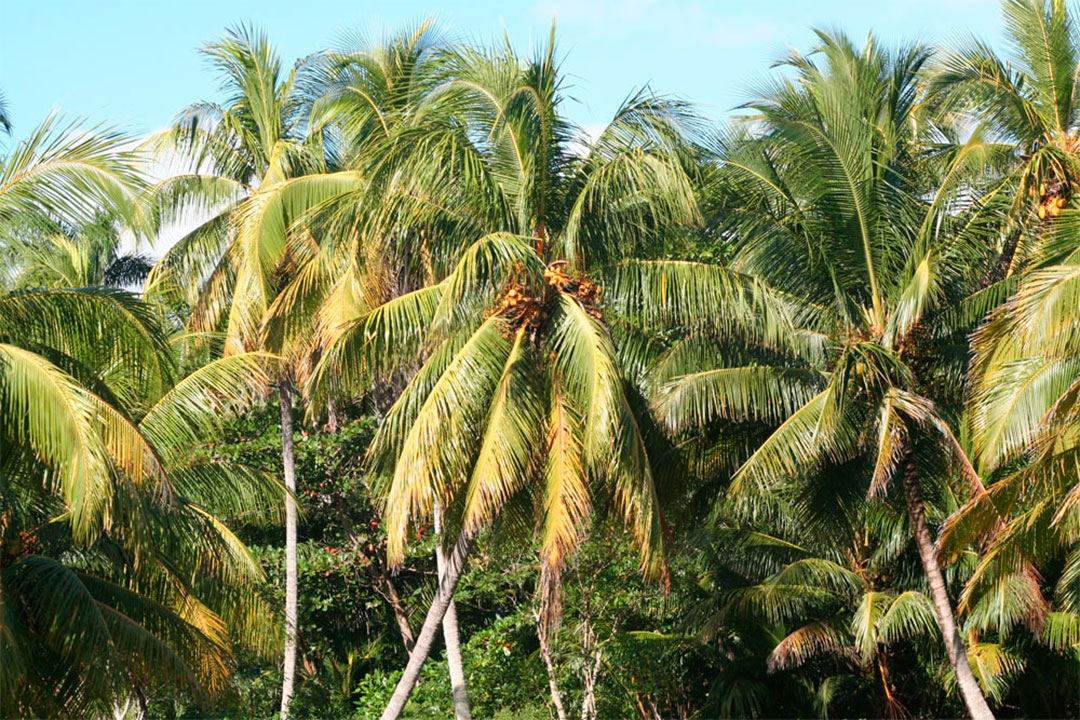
(5, 0, 1006, 141)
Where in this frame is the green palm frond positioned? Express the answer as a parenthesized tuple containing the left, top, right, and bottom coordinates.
(877, 590, 939, 645)
(461, 328, 544, 533)
(0, 344, 166, 541)
(768, 619, 850, 672)
(0, 114, 145, 230)
(656, 365, 825, 431)
(607, 260, 826, 358)
(138, 352, 276, 460)
(730, 382, 855, 502)
(851, 590, 893, 663)
(379, 316, 511, 564)
(1040, 610, 1080, 650)
(0, 287, 173, 399)
(312, 281, 443, 397)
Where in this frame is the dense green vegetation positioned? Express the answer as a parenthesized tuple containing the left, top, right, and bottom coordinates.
(4, 1, 1080, 717)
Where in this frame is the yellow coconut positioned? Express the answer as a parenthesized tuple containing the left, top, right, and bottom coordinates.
(1039, 205, 1048, 219)
(1051, 204, 1062, 217)
(1056, 197, 1067, 208)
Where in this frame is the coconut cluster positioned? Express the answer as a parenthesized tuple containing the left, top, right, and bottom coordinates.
(1035, 177, 1070, 219)
(499, 277, 548, 335)
(544, 261, 603, 320)
(497, 261, 605, 336)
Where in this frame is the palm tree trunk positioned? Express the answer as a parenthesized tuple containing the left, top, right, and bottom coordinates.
(901, 452, 994, 720)
(981, 225, 1022, 287)
(433, 505, 472, 720)
(580, 613, 602, 720)
(380, 529, 474, 720)
(535, 613, 569, 720)
(279, 380, 299, 720)
(379, 570, 416, 653)
(325, 397, 341, 434)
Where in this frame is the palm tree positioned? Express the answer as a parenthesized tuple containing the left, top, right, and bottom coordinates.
(632, 32, 1008, 719)
(4, 213, 153, 290)
(0, 115, 279, 716)
(949, 158, 1080, 706)
(312, 27, 706, 719)
(140, 26, 352, 717)
(931, 0, 1080, 279)
(693, 509, 975, 717)
(293, 22, 489, 717)
(928, 2, 1080, 702)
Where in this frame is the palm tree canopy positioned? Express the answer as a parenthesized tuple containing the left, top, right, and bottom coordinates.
(311, 31, 709, 630)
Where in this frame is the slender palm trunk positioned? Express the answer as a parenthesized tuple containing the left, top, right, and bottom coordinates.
(133, 683, 149, 720)
(379, 569, 416, 652)
(901, 452, 994, 720)
(535, 614, 568, 720)
(981, 226, 1022, 287)
(381, 530, 474, 720)
(433, 505, 472, 720)
(579, 613, 602, 720)
(279, 380, 299, 720)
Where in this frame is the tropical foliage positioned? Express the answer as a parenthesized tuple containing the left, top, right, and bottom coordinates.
(5, 2, 1080, 719)
(0, 118, 281, 715)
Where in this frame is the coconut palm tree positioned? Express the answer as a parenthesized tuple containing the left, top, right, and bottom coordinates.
(140, 26, 357, 716)
(4, 213, 153, 290)
(631, 32, 1011, 719)
(148, 22, 493, 716)
(947, 172, 1080, 706)
(312, 28, 709, 719)
(930, 0, 1080, 279)
(926, 2, 1080, 700)
(282, 22, 491, 717)
(0, 116, 280, 716)
(0, 285, 284, 716)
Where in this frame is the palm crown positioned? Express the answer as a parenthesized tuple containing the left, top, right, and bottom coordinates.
(143, 25, 332, 355)
(933, 0, 1080, 274)
(633, 31, 1010, 719)
(318, 30, 704, 617)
